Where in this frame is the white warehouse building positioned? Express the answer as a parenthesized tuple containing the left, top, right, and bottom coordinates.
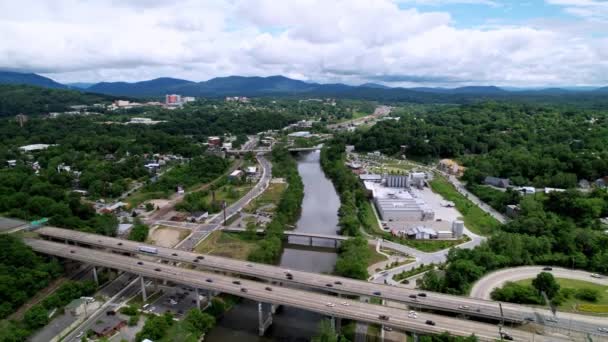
(366, 182, 434, 222)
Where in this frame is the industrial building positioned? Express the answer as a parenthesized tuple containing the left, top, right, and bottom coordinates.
(365, 182, 434, 222)
(393, 219, 464, 240)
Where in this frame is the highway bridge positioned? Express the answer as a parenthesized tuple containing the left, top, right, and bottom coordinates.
(226, 147, 321, 154)
(25, 238, 561, 342)
(35, 227, 608, 338)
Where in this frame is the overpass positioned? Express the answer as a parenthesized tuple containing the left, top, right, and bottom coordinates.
(25, 238, 560, 342)
(226, 147, 321, 154)
(35, 226, 608, 337)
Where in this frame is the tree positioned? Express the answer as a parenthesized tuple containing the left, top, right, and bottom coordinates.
(245, 221, 257, 241)
(184, 308, 215, 335)
(532, 272, 560, 299)
(312, 319, 338, 342)
(23, 304, 49, 329)
(128, 220, 149, 242)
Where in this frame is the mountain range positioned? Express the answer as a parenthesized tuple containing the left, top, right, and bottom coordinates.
(1, 70, 607, 99)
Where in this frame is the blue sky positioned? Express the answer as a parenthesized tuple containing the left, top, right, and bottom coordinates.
(1, 0, 607, 86)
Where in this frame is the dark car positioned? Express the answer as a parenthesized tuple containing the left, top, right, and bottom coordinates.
(232, 280, 241, 285)
(106, 310, 116, 316)
(408, 294, 417, 299)
(265, 287, 273, 291)
(325, 283, 333, 288)
(373, 291, 381, 296)
(70, 250, 75, 254)
(425, 320, 435, 326)
(418, 293, 427, 297)
(543, 267, 553, 271)
(117, 242, 123, 246)
(240, 288, 248, 293)
(197, 256, 204, 260)
(206, 278, 213, 283)
(379, 315, 389, 321)
(172, 253, 178, 256)
(137, 261, 144, 265)
(334, 281, 342, 285)
(155, 268, 161, 272)
(193, 259, 199, 263)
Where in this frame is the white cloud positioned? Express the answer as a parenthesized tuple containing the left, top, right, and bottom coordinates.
(0, 0, 605, 86)
(546, 0, 608, 21)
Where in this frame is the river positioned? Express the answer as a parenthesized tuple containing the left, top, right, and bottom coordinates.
(206, 150, 341, 341)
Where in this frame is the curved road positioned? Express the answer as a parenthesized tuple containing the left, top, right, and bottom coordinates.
(470, 266, 608, 300)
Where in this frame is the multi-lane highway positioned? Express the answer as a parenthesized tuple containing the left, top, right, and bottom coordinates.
(25, 238, 564, 342)
(35, 226, 608, 338)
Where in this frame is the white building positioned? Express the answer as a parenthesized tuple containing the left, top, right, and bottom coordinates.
(368, 183, 434, 222)
(19, 144, 56, 152)
(246, 166, 257, 174)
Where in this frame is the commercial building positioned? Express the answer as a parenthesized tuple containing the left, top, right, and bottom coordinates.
(91, 316, 126, 338)
(367, 183, 434, 222)
(165, 94, 182, 104)
(287, 131, 312, 138)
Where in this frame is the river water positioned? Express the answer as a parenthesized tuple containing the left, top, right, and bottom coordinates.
(206, 151, 341, 342)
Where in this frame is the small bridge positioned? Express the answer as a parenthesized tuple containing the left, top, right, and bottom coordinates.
(223, 227, 348, 247)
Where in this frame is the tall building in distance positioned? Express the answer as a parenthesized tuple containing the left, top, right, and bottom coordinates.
(165, 94, 182, 105)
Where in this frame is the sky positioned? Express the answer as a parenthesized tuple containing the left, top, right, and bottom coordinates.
(1, 0, 607, 87)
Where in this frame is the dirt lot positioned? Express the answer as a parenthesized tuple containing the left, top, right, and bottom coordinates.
(147, 226, 190, 247)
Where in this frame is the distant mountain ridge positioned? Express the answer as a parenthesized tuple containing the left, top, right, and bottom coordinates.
(1, 70, 607, 101)
(0, 71, 67, 89)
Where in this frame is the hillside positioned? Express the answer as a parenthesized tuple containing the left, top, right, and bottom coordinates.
(0, 71, 66, 89)
(0, 85, 115, 116)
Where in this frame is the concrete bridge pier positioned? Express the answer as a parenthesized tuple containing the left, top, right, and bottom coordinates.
(258, 302, 273, 336)
(140, 275, 147, 302)
(195, 288, 201, 309)
(92, 266, 99, 285)
(330, 316, 342, 332)
(309, 236, 313, 246)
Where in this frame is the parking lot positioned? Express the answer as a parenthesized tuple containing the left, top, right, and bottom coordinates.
(146, 285, 209, 318)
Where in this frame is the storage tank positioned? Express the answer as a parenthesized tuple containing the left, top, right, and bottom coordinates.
(452, 220, 464, 238)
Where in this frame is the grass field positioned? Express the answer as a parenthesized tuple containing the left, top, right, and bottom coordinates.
(515, 278, 608, 314)
(202, 183, 254, 212)
(368, 245, 388, 266)
(399, 236, 470, 253)
(429, 176, 501, 236)
(195, 231, 258, 260)
(127, 190, 167, 208)
(245, 182, 287, 213)
(361, 200, 383, 235)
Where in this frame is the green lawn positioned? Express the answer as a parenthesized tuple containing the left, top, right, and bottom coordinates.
(429, 176, 501, 235)
(368, 245, 388, 267)
(126, 190, 167, 208)
(245, 182, 287, 213)
(160, 319, 199, 342)
(202, 183, 253, 213)
(195, 231, 258, 260)
(399, 236, 470, 253)
(515, 278, 608, 314)
(361, 200, 383, 235)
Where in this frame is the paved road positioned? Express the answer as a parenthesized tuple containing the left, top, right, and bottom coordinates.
(35, 227, 608, 338)
(26, 239, 565, 342)
(327, 105, 392, 130)
(471, 266, 608, 299)
(175, 153, 272, 251)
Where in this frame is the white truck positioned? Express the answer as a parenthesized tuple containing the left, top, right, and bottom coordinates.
(138, 246, 158, 254)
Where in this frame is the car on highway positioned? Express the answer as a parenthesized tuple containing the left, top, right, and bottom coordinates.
(409, 294, 417, 299)
(206, 278, 213, 283)
(383, 326, 393, 331)
(155, 268, 161, 272)
(326, 302, 335, 307)
(500, 332, 514, 340)
(458, 305, 469, 310)
(334, 281, 342, 285)
(598, 327, 608, 333)
(546, 317, 558, 323)
(76, 332, 84, 338)
(137, 261, 144, 265)
(373, 291, 381, 296)
(265, 287, 272, 291)
(197, 255, 204, 260)
(246, 263, 253, 267)
(543, 266, 552, 271)
(232, 280, 241, 285)
(70, 250, 75, 254)
(325, 283, 333, 288)
(425, 320, 435, 326)
(379, 314, 389, 321)
(172, 253, 178, 256)
(418, 293, 427, 297)
(240, 288, 248, 293)
(591, 273, 602, 278)
(341, 302, 349, 306)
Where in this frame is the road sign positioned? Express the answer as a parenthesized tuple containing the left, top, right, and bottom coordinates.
(30, 218, 48, 226)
